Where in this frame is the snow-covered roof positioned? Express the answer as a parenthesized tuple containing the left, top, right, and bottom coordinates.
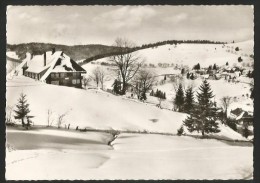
(40, 51, 86, 81)
(21, 50, 86, 81)
(25, 51, 60, 74)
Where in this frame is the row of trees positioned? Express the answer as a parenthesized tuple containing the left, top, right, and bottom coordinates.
(193, 63, 218, 71)
(150, 89, 166, 99)
(174, 84, 194, 113)
(182, 80, 220, 136)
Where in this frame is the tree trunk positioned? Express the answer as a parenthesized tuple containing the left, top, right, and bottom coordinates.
(121, 82, 126, 95)
(21, 118, 25, 127)
(202, 130, 205, 136)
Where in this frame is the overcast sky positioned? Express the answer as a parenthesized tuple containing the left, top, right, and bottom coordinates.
(7, 5, 254, 46)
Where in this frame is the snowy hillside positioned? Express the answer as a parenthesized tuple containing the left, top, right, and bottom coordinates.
(84, 40, 253, 68)
(136, 40, 253, 68)
(6, 75, 248, 141)
(6, 52, 22, 74)
(6, 76, 187, 134)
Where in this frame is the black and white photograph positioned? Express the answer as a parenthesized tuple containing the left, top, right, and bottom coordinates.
(5, 5, 254, 180)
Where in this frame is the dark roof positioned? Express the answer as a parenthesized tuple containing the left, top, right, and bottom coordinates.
(230, 108, 244, 116)
(242, 112, 253, 119)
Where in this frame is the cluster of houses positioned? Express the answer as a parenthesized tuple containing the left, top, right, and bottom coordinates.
(184, 65, 250, 82)
(18, 48, 86, 88)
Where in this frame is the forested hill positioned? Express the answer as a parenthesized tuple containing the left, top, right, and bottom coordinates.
(7, 40, 227, 65)
(6, 43, 122, 61)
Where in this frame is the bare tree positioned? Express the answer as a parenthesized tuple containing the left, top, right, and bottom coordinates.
(132, 69, 155, 100)
(82, 76, 91, 89)
(91, 67, 101, 87)
(7, 61, 19, 75)
(220, 96, 233, 123)
(172, 76, 185, 92)
(109, 38, 143, 95)
(47, 109, 55, 127)
(98, 68, 110, 90)
(156, 97, 165, 109)
(57, 110, 70, 128)
(6, 105, 14, 124)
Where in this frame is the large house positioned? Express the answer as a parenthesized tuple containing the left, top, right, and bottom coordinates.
(21, 49, 86, 88)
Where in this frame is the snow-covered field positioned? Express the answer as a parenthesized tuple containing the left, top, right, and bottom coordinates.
(6, 127, 253, 180)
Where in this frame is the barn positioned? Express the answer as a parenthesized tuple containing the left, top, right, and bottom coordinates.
(22, 49, 86, 88)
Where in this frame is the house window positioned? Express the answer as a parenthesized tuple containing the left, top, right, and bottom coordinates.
(76, 79, 80, 84)
(55, 73, 59, 78)
(51, 73, 55, 78)
(67, 73, 72, 77)
(60, 73, 65, 77)
(73, 72, 77, 77)
(72, 79, 77, 84)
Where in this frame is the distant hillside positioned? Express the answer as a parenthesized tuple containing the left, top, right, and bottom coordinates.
(7, 40, 228, 65)
(6, 43, 122, 61)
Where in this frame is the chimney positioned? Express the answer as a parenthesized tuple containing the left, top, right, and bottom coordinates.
(43, 52, 46, 66)
(52, 48, 56, 55)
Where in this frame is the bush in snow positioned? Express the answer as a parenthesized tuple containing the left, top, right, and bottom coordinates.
(238, 56, 243, 63)
(177, 126, 184, 136)
(112, 79, 121, 95)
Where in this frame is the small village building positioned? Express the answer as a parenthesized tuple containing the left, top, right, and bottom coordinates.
(230, 108, 253, 126)
(21, 49, 86, 88)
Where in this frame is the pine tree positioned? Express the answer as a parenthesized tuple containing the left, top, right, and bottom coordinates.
(14, 93, 30, 127)
(163, 92, 166, 99)
(186, 72, 190, 79)
(190, 73, 195, 80)
(183, 80, 220, 136)
(155, 89, 159, 97)
(226, 62, 229, 66)
(150, 89, 154, 96)
(112, 79, 121, 94)
(184, 87, 194, 113)
(174, 84, 185, 112)
(181, 68, 185, 75)
(213, 64, 217, 70)
(164, 75, 166, 80)
(140, 91, 147, 101)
